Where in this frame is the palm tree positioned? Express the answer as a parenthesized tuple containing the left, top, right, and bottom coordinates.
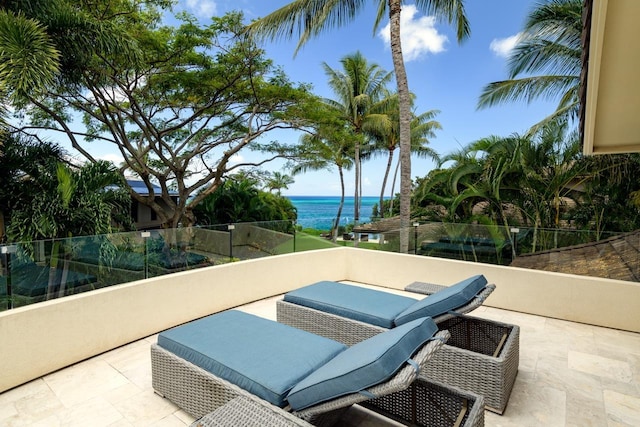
(477, 0, 583, 131)
(322, 52, 393, 242)
(0, 134, 67, 241)
(7, 160, 132, 298)
(247, 0, 470, 253)
(293, 125, 356, 241)
(265, 172, 295, 195)
(368, 93, 441, 217)
(414, 146, 484, 222)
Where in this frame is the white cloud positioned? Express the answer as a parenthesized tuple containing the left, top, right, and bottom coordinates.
(489, 33, 522, 58)
(378, 5, 448, 62)
(97, 153, 124, 165)
(186, 0, 217, 18)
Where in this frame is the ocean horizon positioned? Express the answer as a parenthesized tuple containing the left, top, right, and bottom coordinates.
(287, 195, 383, 230)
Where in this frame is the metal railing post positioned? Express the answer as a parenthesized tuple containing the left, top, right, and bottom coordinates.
(141, 232, 151, 279)
(2, 245, 18, 310)
(227, 224, 235, 260)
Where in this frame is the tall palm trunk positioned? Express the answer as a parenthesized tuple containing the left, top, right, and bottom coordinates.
(333, 166, 346, 242)
(353, 142, 360, 247)
(388, 0, 412, 253)
(389, 156, 400, 214)
(379, 148, 395, 218)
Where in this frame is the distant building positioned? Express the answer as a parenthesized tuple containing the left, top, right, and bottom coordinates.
(126, 180, 178, 230)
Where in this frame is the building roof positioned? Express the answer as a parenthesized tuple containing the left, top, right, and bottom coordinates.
(510, 229, 640, 282)
(581, 0, 640, 154)
(126, 179, 179, 197)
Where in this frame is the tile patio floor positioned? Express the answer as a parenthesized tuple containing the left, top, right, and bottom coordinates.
(1, 285, 639, 426)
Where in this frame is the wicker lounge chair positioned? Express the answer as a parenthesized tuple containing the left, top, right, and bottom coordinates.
(277, 275, 519, 414)
(151, 310, 484, 427)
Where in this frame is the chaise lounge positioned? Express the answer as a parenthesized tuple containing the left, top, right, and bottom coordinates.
(151, 310, 484, 426)
(277, 275, 519, 414)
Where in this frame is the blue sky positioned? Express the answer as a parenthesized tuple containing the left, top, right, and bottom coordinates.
(69, 1, 558, 197)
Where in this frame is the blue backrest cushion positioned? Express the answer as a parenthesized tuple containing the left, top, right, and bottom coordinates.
(286, 317, 438, 411)
(284, 281, 417, 328)
(394, 274, 488, 326)
(158, 310, 346, 407)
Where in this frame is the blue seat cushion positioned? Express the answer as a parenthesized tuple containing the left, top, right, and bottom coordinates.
(157, 310, 346, 407)
(394, 275, 488, 326)
(287, 317, 438, 411)
(284, 281, 417, 328)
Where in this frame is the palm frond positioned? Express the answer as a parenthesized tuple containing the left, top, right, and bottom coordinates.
(415, 0, 471, 42)
(0, 11, 60, 99)
(477, 75, 577, 108)
(246, 0, 368, 55)
(508, 38, 581, 78)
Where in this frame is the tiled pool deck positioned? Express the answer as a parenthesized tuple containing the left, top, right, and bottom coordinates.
(1, 285, 639, 426)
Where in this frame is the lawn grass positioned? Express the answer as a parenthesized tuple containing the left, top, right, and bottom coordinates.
(272, 232, 383, 253)
(293, 232, 340, 251)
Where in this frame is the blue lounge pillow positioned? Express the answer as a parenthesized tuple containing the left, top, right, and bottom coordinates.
(286, 317, 438, 411)
(157, 310, 346, 407)
(394, 274, 488, 326)
(284, 281, 417, 328)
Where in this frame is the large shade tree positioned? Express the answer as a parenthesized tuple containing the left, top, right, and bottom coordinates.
(4, 2, 318, 228)
(247, 0, 470, 252)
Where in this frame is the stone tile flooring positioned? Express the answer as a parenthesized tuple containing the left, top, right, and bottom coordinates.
(1, 288, 639, 426)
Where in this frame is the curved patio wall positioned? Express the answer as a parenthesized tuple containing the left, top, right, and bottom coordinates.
(1, 247, 639, 393)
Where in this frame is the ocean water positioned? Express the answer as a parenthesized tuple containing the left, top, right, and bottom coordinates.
(288, 196, 380, 230)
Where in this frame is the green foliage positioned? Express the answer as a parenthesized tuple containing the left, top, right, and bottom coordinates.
(193, 176, 297, 226)
(413, 120, 585, 232)
(0, 134, 64, 240)
(7, 3, 319, 229)
(0, 10, 60, 102)
(5, 156, 133, 244)
(569, 154, 640, 234)
(265, 172, 294, 195)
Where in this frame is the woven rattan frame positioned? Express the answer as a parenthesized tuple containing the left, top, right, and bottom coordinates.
(191, 396, 313, 427)
(276, 283, 518, 414)
(152, 330, 481, 426)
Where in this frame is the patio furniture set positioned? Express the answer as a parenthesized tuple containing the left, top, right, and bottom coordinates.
(151, 274, 520, 426)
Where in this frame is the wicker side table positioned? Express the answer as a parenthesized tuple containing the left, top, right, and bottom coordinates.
(423, 315, 519, 414)
(405, 282, 448, 295)
(363, 378, 485, 427)
(405, 281, 519, 414)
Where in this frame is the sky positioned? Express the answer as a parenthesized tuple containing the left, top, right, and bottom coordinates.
(58, 0, 558, 197)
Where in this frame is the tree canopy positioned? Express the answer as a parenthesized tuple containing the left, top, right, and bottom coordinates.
(5, 2, 319, 228)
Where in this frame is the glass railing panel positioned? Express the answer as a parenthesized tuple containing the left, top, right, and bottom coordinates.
(67, 232, 147, 286)
(368, 221, 636, 281)
(415, 222, 513, 265)
(0, 239, 101, 308)
(2, 219, 634, 311)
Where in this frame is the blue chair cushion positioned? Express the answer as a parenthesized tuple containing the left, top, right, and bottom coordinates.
(394, 275, 488, 326)
(286, 317, 438, 411)
(157, 310, 346, 407)
(283, 281, 417, 328)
